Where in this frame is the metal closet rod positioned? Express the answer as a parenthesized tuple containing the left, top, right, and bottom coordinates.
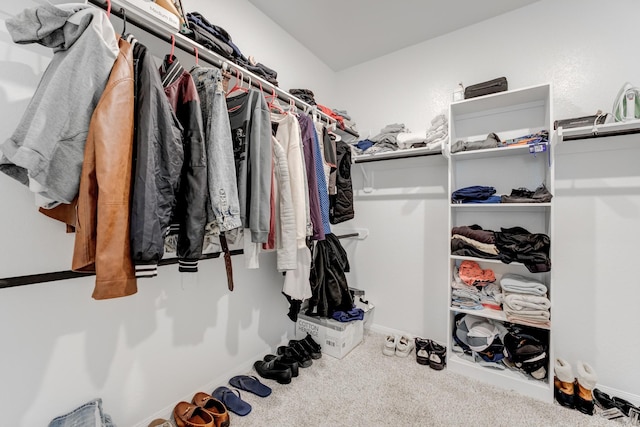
(88, 0, 359, 137)
(0, 250, 244, 289)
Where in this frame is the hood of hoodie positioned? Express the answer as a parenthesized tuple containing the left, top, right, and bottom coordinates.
(5, 3, 110, 52)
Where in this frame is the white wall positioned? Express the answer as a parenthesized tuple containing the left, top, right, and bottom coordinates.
(0, 1, 337, 426)
(334, 0, 640, 399)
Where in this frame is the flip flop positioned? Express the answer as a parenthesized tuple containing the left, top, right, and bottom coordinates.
(229, 375, 272, 397)
(211, 386, 252, 416)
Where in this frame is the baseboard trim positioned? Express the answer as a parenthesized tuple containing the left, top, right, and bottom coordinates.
(595, 385, 640, 407)
(133, 345, 273, 427)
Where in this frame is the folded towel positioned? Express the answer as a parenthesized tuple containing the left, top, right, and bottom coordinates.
(500, 273, 547, 296)
(397, 132, 427, 149)
(503, 293, 551, 312)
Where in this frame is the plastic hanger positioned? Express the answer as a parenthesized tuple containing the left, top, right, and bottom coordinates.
(268, 88, 285, 114)
(226, 68, 245, 98)
(106, 0, 111, 17)
(168, 34, 175, 64)
(120, 8, 127, 35)
(193, 46, 199, 66)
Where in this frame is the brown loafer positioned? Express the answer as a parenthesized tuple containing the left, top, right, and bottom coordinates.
(173, 401, 214, 427)
(192, 392, 230, 427)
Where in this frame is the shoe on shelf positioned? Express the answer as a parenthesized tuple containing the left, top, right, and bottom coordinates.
(427, 340, 447, 370)
(383, 335, 397, 356)
(395, 335, 414, 357)
(173, 402, 214, 427)
(593, 388, 626, 420)
(554, 358, 575, 409)
(254, 357, 293, 384)
(574, 361, 597, 415)
(415, 338, 430, 365)
(191, 392, 230, 427)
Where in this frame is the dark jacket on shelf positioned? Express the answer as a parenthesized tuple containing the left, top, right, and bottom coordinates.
(159, 55, 208, 273)
(129, 40, 184, 279)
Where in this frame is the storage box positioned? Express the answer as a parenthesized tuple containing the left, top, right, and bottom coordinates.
(117, 0, 180, 30)
(295, 313, 364, 359)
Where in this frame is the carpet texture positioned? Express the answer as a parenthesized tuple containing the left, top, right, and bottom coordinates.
(218, 330, 613, 427)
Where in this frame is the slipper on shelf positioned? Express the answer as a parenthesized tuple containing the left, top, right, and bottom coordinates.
(229, 375, 272, 397)
(212, 386, 252, 416)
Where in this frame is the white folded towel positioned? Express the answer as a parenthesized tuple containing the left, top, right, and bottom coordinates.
(500, 273, 548, 296)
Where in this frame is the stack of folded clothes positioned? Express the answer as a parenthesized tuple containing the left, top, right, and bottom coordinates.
(500, 273, 551, 328)
(184, 12, 279, 86)
(451, 261, 501, 310)
(451, 185, 501, 204)
(352, 123, 407, 155)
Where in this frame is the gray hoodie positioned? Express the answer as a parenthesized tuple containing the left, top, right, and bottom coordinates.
(0, 3, 119, 207)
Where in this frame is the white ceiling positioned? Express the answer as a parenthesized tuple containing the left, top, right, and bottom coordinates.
(247, 0, 541, 71)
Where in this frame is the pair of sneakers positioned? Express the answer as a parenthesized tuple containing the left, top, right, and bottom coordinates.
(383, 334, 414, 357)
(415, 337, 447, 370)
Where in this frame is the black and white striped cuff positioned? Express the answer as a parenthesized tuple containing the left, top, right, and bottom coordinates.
(135, 263, 158, 278)
(178, 259, 199, 273)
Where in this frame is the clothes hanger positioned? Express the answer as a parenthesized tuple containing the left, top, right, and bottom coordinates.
(268, 88, 285, 114)
(193, 46, 199, 66)
(120, 8, 127, 35)
(168, 34, 176, 64)
(106, 0, 111, 17)
(226, 68, 245, 98)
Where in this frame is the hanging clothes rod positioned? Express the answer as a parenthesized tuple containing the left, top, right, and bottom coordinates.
(87, 0, 359, 137)
(0, 250, 244, 289)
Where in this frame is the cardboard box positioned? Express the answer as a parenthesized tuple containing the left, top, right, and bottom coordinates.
(295, 313, 364, 359)
(117, 0, 180, 30)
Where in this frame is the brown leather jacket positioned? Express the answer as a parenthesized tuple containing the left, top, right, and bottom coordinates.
(41, 37, 137, 299)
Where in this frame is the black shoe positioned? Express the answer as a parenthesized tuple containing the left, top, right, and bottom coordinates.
(302, 333, 322, 353)
(427, 340, 447, 370)
(264, 354, 299, 377)
(613, 396, 640, 417)
(277, 345, 312, 368)
(290, 339, 321, 359)
(593, 389, 625, 420)
(414, 338, 430, 365)
(253, 357, 292, 384)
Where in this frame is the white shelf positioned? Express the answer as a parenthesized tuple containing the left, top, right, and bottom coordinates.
(450, 143, 547, 160)
(353, 146, 442, 163)
(450, 255, 523, 267)
(558, 119, 640, 142)
(447, 83, 554, 403)
(451, 84, 550, 117)
(449, 306, 551, 331)
(450, 203, 551, 209)
(447, 353, 552, 403)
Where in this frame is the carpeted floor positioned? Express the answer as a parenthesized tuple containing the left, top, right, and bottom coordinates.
(222, 330, 614, 427)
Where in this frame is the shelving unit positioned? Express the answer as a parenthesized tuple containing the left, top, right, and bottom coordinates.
(446, 83, 554, 402)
